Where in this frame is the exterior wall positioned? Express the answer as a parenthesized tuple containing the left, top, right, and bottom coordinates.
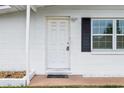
(0, 7, 124, 76)
(31, 8, 124, 76)
(29, 11, 46, 74)
(0, 12, 26, 71)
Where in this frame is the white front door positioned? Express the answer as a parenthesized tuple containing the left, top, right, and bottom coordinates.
(46, 17, 70, 70)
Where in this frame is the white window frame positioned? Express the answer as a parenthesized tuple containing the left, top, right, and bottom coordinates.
(91, 18, 124, 52)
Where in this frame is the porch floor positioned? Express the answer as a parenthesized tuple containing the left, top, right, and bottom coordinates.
(29, 75, 124, 87)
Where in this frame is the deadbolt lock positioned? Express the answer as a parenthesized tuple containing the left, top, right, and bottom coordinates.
(66, 46, 69, 51)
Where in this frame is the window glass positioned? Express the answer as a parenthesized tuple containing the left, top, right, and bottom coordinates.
(92, 20, 113, 49)
(117, 36, 124, 49)
(93, 20, 113, 34)
(117, 20, 124, 34)
(116, 20, 124, 49)
(93, 36, 112, 49)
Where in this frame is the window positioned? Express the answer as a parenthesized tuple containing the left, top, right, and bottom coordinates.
(92, 19, 124, 51)
(92, 20, 113, 49)
(116, 20, 124, 49)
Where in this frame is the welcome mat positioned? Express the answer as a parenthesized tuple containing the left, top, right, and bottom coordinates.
(47, 75, 69, 78)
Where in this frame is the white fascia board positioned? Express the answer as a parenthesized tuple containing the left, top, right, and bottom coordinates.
(0, 5, 11, 10)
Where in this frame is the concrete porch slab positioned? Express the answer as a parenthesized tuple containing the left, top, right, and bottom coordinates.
(29, 75, 124, 87)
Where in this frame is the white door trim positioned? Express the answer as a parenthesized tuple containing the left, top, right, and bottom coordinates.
(45, 16, 71, 74)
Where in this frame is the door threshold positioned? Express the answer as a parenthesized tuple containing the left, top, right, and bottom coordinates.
(46, 68, 71, 75)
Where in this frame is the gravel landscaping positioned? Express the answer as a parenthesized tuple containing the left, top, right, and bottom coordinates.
(0, 71, 26, 78)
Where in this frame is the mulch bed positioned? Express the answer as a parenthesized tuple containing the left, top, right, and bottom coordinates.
(0, 71, 26, 78)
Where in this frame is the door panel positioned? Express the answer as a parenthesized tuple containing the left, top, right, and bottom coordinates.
(47, 17, 70, 69)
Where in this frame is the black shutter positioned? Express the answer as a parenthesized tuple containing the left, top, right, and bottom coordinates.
(81, 18, 91, 52)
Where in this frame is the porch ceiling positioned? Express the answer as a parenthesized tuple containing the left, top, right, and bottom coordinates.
(0, 5, 53, 15)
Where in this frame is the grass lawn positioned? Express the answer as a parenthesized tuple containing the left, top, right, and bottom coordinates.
(0, 85, 124, 88)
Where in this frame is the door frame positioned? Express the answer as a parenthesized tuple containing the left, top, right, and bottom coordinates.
(45, 16, 71, 72)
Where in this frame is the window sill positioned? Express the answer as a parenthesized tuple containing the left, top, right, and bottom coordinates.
(91, 51, 124, 55)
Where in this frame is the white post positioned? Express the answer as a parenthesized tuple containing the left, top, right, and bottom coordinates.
(26, 5, 30, 85)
